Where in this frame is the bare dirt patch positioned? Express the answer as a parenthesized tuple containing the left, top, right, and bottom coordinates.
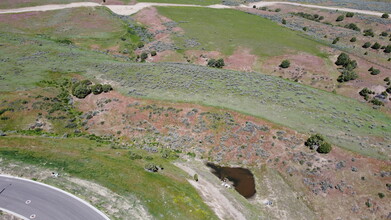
(261, 52, 336, 90)
(224, 48, 257, 71)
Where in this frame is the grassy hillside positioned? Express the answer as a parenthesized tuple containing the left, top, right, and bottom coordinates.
(0, 7, 145, 55)
(0, 33, 389, 159)
(157, 7, 325, 57)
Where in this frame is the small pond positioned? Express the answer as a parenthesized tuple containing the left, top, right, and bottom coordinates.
(207, 162, 256, 198)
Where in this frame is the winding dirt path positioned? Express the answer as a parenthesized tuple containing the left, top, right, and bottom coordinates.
(0, 1, 385, 16)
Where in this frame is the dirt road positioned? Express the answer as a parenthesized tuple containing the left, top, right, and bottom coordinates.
(0, 1, 385, 16)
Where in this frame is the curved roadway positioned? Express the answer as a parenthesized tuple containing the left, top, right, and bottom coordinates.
(0, 1, 385, 16)
(0, 175, 109, 220)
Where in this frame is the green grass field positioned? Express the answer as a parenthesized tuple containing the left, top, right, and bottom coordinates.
(0, 7, 144, 54)
(157, 7, 325, 57)
(0, 136, 217, 219)
(0, 33, 389, 159)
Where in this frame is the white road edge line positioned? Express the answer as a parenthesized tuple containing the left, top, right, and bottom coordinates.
(0, 174, 110, 220)
(0, 207, 29, 220)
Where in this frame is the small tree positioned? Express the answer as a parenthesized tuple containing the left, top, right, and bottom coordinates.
(305, 134, 332, 154)
(336, 15, 344, 22)
(303, 27, 308, 31)
(91, 84, 103, 95)
(151, 51, 157, 56)
(140, 52, 148, 61)
(362, 42, 371, 48)
(381, 13, 389, 19)
(370, 69, 381, 75)
(280, 60, 290, 68)
(346, 12, 354, 17)
(332, 37, 339, 44)
(193, 174, 199, 182)
(380, 32, 388, 37)
(207, 58, 225, 68)
(282, 19, 287, 24)
(384, 45, 391, 53)
(317, 142, 332, 154)
(371, 42, 381, 50)
(102, 84, 113, 93)
(350, 37, 357, 42)
(364, 29, 375, 37)
(335, 53, 350, 66)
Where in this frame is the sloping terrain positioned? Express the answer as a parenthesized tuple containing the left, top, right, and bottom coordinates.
(0, 2, 390, 220)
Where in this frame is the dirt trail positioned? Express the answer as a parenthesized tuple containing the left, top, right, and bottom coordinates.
(0, 1, 384, 16)
(175, 161, 247, 220)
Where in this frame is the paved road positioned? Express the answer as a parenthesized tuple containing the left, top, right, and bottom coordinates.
(0, 1, 385, 16)
(0, 175, 109, 220)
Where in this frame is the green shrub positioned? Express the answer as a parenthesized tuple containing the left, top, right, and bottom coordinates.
(102, 84, 113, 93)
(280, 60, 290, 68)
(303, 27, 308, 31)
(72, 80, 92, 99)
(363, 42, 371, 48)
(91, 84, 103, 95)
(56, 39, 73, 45)
(364, 29, 375, 37)
(346, 12, 354, 17)
(370, 69, 380, 75)
(381, 13, 389, 19)
(151, 51, 157, 56)
(359, 88, 373, 97)
(370, 98, 384, 106)
(350, 37, 357, 42)
(332, 37, 339, 44)
(344, 23, 360, 31)
(336, 15, 344, 22)
(386, 87, 391, 94)
(129, 151, 142, 160)
(371, 42, 381, 50)
(335, 53, 351, 66)
(305, 134, 332, 154)
(380, 31, 388, 37)
(275, 8, 281, 12)
(207, 58, 225, 68)
(384, 45, 391, 53)
(137, 42, 144, 48)
(378, 192, 385, 198)
(140, 52, 148, 61)
(193, 174, 199, 181)
(317, 142, 332, 154)
(337, 70, 358, 82)
(282, 19, 286, 24)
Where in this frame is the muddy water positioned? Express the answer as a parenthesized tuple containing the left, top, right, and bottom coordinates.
(207, 162, 256, 198)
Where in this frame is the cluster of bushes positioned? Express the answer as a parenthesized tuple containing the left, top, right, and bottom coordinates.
(305, 134, 332, 154)
(207, 58, 225, 68)
(332, 37, 340, 44)
(368, 66, 381, 75)
(72, 80, 113, 99)
(138, 51, 157, 62)
(335, 53, 358, 82)
(359, 87, 374, 100)
(344, 23, 361, 31)
(292, 12, 324, 21)
(364, 29, 375, 37)
(382, 13, 389, 19)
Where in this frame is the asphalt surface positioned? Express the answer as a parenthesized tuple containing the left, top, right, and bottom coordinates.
(0, 176, 109, 220)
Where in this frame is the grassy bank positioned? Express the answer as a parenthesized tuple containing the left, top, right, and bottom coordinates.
(157, 7, 325, 57)
(0, 135, 217, 219)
